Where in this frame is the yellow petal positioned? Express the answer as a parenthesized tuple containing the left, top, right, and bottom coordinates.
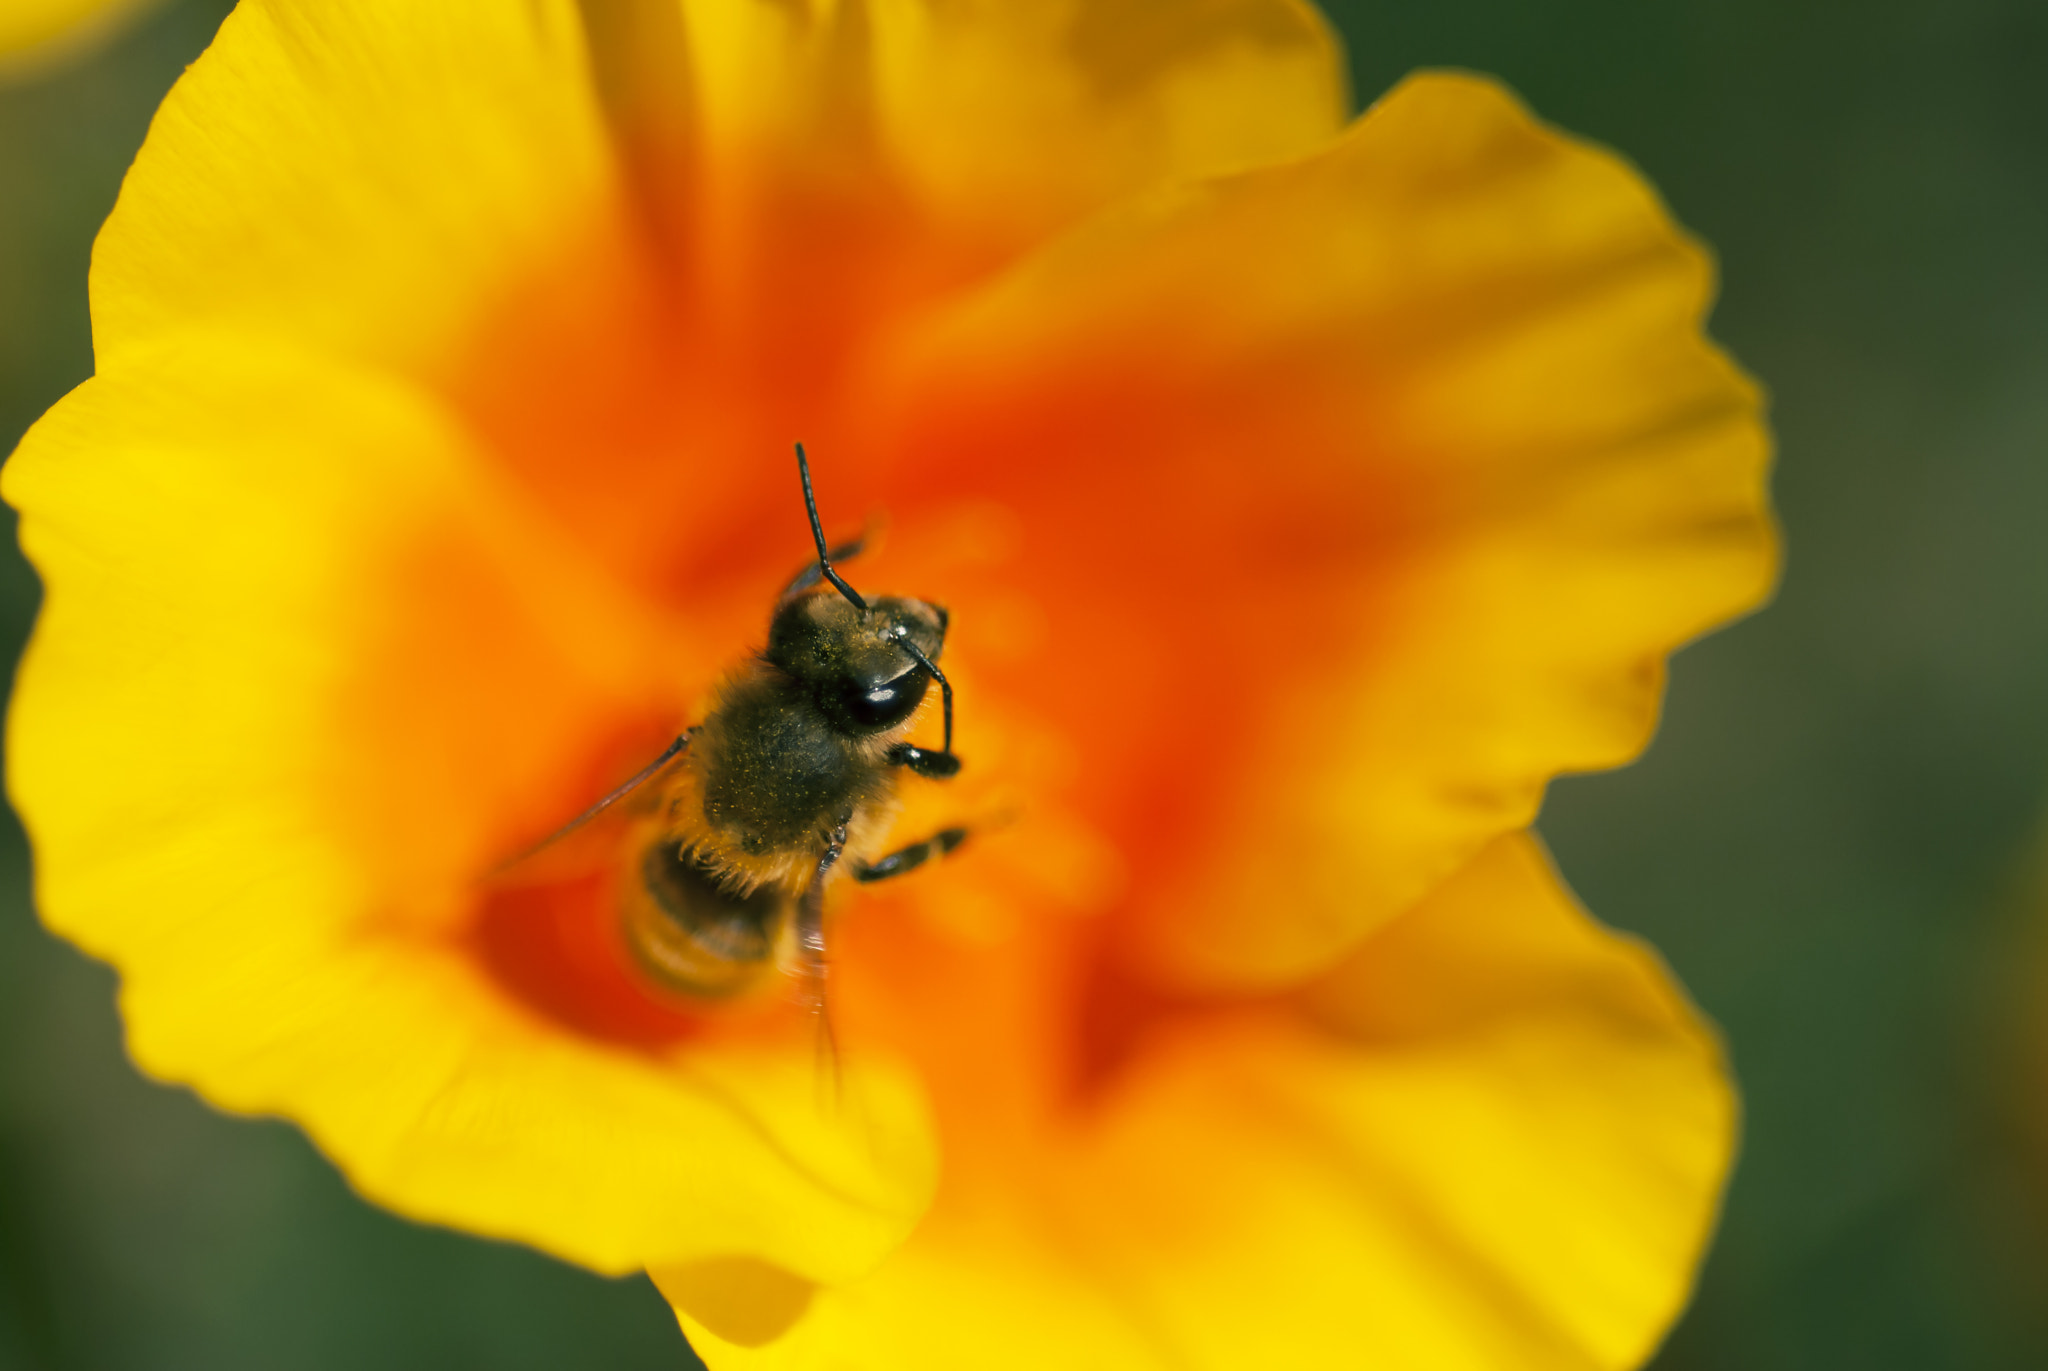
(666, 831, 1734, 1369)
(94, 0, 1338, 375)
(4, 341, 936, 1281)
(89, 0, 620, 373)
(649, 0, 1345, 242)
(875, 70, 1779, 988)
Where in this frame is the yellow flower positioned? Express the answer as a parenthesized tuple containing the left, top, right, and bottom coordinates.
(3, 0, 1776, 1366)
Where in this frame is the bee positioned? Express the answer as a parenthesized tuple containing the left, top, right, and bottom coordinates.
(530, 444, 968, 1026)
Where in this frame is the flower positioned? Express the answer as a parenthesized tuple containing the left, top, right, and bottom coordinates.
(4, 0, 1776, 1366)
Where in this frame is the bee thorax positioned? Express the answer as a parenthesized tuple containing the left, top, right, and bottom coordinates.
(693, 670, 893, 859)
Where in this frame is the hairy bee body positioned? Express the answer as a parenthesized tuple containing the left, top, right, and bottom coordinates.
(682, 657, 903, 891)
(596, 449, 964, 1010)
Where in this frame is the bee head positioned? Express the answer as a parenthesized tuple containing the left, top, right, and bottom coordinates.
(779, 443, 960, 762)
(766, 592, 948, 736)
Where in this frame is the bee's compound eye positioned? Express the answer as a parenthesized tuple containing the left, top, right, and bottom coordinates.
(836, 669, 929, 732)
(622, 845, 783, 999)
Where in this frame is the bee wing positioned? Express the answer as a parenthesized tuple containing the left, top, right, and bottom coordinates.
(488, 732, 691, 880)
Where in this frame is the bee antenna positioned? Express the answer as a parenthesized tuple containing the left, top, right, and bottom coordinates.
(795, 443, 868, 614)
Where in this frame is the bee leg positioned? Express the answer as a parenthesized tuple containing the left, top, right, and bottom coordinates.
(799, 816, 852, 1080)
(797, 821, 845, 979)
(853, 827, 970, 884)
(886, 743, 960, 779)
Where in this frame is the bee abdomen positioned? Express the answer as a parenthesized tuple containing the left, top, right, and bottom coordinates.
(623, 843, 785, 999)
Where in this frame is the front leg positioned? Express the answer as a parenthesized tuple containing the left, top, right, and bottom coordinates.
(887, 742, 960, 779)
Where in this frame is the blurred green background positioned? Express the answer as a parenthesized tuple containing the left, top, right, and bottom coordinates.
(4, 0, 2047, 1367)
